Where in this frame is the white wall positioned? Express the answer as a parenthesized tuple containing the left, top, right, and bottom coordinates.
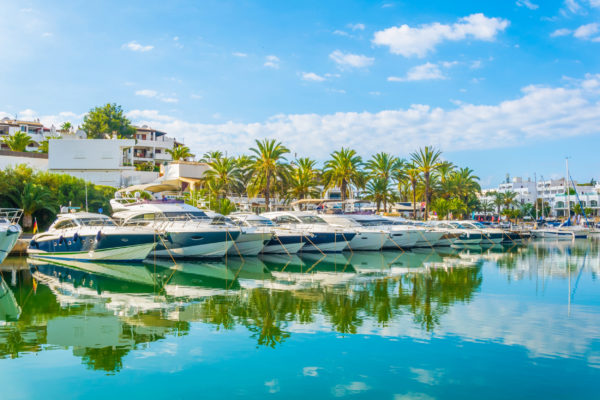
(0, 153, 48, 170)
(49, 139, 135, 170)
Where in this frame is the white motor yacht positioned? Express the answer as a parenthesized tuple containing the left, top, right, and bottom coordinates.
(456, 220, 504, 244)
(344, 214, 420, 249)
(383, 217, 445, 247)
(317, 214, 388, 251)
(112, 202, 240, 258)
(203, 211, 270, 256)
(229, 213, 306, 254)
(0, 209, 23, 264)
(261, 211, 355, 252)
(28, 212, 156, 262)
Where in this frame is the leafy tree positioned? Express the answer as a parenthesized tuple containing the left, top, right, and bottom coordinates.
(322, 147, 363, 208)
(1, 131, 33, 152)
(200, 150, 223, 162)
(167, 145, 194, 161)
(80, 103, 136, 139)
(247, 139, 291, 211)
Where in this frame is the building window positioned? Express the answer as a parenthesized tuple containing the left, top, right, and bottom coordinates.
(20, 126, 26, 132)
(592, 200, 598, 208)
(556, 201, 564, 208)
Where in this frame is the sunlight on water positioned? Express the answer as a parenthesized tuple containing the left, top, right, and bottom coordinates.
(1, 239, 600, 399)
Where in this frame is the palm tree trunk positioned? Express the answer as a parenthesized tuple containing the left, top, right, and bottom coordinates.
(424, 172, 430, 221)
(412, 183, 417, 219)
(265, 172, 271, 212)
(341, 180, 347, 212)
(23, 213, 32, 230)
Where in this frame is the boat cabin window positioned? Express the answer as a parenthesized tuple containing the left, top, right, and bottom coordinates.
(53, 219, 78, 230)
(163, 211, 209, 220)
(273, 215, 299, 224)
(78, 217, 116, 227)
(132, 213, 157, 220)
(298, 215, 326, 224)
(246, 219, 274, 227)
(356, 218, 392, 226)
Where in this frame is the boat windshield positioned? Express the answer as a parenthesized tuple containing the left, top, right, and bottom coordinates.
(355, 219, 393, 226)
(246, 219, 275, 227)
(448, 222, 465, 229)
(162, 211, 209, 221)
(77, 217, 116, 227)
(298, 215, 326, 224)
(469, 222, 486, 228)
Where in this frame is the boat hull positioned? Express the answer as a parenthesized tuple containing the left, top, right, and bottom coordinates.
(348, 231, 386, 251)
(228, 232, 269, 256)
(300, 232, 354, 253)
(152, 231, 238, 258)
(0, 226, 21, 264)
(262, 234, 305, 254)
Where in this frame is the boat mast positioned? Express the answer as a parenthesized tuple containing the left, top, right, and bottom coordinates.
(534, 172, 538, 221)
(565, 157, 570, 221)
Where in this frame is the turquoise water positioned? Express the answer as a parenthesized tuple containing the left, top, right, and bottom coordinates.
(1, 240, 599, 399)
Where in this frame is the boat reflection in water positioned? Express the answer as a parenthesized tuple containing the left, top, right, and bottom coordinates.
(1, 239, 599, 392)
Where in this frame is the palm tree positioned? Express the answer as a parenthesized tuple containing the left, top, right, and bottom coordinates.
(490, 191, 504, 216)
(286, 158, 320, 209)
(404, 164, 420, 219)
(167, 145, 194, 161)
(200, 150, 223, 162)
(248, 139, 291, 211)
(410, 146, 443, 220)
(366, 152, 399, 212)
(363, 177, 393, 212)
(478, 199, 493, 215)
(322, 147, 363, 209)
(60, 121, 72, 133)
(1, 131, 34, 152)
(8, 183, 56, 229)
(503, 191, 518, 210)
(449, 167, 481, 213)
(203, 157, 242, 199)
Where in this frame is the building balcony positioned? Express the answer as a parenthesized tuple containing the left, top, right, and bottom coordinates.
(134, 138, 176, 149)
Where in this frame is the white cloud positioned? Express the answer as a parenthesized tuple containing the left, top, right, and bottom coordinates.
(551, 28, 572, 37)
(388, 62, 455, 82)
(372, 13, 510, 57)
(232, 52, 247, 57)
(41, 32, 52, 37)
(122, 41, 154, 52)
(590, 0, 600, 7)
(190, 93, 202, 99)
(516, 0, 539, 10)
(122, 74, 600, 160)
(135, 89, 178, 103)
(574, 23, 599, 38)
(332, 382, 370, 397)
(564, 0, 583, 13)
(348, 23, 365, 31)
(333, 30, 350, 36)
(329, 50, 374, 68)
(470, 60, 482, 69)
(173, 36, 183, 49)
(303, 366, 321, 377)
(135, 89, 158, 98)
(264, 55, 280, 69)
(4, 109, 85, 128)
(301, 72, 326, 82)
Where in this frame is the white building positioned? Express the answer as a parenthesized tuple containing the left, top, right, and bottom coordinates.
(0, 117, 59, 151)
(49, 139, 158, 187)
(481, 176, 600, 217)
(124, 125, 182, 168)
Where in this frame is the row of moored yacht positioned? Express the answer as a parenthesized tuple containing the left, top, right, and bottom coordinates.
(25, 201, 530, 263)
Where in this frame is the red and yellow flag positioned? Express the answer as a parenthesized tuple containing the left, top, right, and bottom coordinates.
(33, 218, 38, 234)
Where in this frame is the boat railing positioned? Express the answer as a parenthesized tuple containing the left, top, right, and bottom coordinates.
(0, 209, 23, 224)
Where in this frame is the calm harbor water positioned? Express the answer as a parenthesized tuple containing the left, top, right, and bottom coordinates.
(1, 240, 600, 399)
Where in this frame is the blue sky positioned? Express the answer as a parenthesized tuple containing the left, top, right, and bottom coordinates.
(1, 0, 599, 187)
